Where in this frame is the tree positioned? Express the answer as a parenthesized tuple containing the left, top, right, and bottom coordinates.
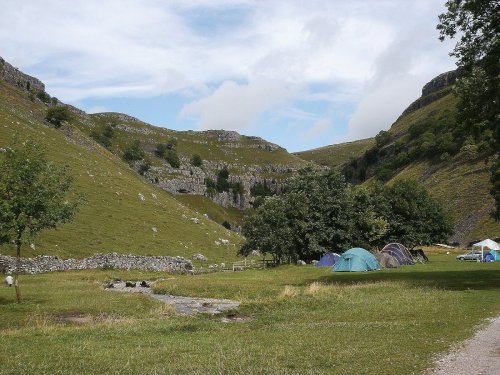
(45, 106, 72, 128)
(438, 0, 500, 218)
(377, 180, 453, 249)
(240, 168, 353, 263)
(123, 140, 145, 163)
(0, 140, 81, 302)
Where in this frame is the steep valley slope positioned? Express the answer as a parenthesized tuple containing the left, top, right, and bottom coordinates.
(0, 61, 243, 262)
(295, 70, 500, 246)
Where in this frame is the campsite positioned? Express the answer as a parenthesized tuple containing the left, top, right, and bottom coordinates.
(0, 246, 499, 374)
(1, 1, 499, 374)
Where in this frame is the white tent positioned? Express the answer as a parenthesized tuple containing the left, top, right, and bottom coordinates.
(472, 239, 500, 261)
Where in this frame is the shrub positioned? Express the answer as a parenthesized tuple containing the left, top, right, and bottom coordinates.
(222, 220, 231, 230)
(138, 161, 151, 176)
(191, 154, 202, 167)
(375, 130, 392, 147)
(123, 140, 144, 163)
(45, 106, 72, 128)
(36, 91, 51, 103)
(165, 150, 180, 168)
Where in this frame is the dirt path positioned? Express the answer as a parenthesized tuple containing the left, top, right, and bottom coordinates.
(426, 316, 500, 375)
(106, 281, 240, 315)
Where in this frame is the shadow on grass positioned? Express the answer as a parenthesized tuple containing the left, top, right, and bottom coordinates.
(312, 269, 500, 291)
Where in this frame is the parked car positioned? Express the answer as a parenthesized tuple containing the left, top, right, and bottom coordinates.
(456, 251, 483, 261)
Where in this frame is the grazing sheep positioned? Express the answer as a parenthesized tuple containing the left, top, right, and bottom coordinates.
(5, 275, 13, 287)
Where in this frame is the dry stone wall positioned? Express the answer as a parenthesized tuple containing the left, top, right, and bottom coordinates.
(0, 253, 193, 274)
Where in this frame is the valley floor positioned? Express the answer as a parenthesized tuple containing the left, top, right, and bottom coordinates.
(0, 253, 499, 374)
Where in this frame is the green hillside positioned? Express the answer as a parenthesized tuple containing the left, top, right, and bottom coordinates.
(294, 138, 374, 168)
(0, 79, 242, 262)
(295, 71, 500, 245)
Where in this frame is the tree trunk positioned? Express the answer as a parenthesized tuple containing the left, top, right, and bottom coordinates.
(14, 239, 21, 303)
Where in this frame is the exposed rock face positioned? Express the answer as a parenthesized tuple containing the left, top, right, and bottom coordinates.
(146, 159, 293, 209)
(422, 70, 459, 96)
(0, 253, 193, 274)
(0, 57, 45, 93)
(401, 69, 460, 116)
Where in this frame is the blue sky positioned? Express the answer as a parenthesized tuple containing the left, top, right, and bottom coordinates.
(0, 0, 456, 152)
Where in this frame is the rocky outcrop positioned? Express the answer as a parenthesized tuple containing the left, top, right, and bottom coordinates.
(422, 70, 459, 96)
(0, 253, 193, 274)
(401, 69, 460, 116)
(0, 57, 45, 93)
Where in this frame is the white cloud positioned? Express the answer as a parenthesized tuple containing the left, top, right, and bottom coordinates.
(303, 119, 330, 140)
(87, 106, 108, 114)
(181, 79, 296, 130)
(0, 0, 457, 143)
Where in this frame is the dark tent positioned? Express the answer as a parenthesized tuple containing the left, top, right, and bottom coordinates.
(409, 249, 428, 263)
(374, 252, 400, 268)
(381, 243, 414, 265)
(316, 252, 341, 267)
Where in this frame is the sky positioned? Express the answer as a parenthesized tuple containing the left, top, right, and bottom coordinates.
(0, 0, 457, 152)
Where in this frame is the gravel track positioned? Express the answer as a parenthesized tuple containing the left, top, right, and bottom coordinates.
(426, 316, 500, 375)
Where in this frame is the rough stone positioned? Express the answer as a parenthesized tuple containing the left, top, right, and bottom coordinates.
(0, 253, 193, 274)
(0, 57, 45, 93)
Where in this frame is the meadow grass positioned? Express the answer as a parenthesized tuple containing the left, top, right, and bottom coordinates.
(0, 254, 499, 374)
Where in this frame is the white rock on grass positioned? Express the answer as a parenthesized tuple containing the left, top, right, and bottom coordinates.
(138, 193, 145, 201)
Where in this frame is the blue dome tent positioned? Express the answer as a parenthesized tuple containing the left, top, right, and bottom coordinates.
(316, 252, 341, 267)
(332, 248, 380, 272)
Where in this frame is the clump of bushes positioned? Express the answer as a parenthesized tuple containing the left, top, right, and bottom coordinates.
(123, 140, 145, 163)
(45, 106, 72, 128)
(155, 138, 180, 168)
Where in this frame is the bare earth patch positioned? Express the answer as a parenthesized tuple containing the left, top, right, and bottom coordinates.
(426, 316, 500, 375)
(105, 280, 240, 316)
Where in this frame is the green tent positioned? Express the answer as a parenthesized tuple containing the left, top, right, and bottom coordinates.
(332, 248, 380, 272)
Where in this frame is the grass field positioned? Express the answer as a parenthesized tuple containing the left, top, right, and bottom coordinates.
(1, 252, 499, 374)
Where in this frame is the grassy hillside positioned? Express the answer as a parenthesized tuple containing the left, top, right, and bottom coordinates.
(76, 111, 307, 222)
(0, 80, 242, 262)
(295, 81, 499, 245)
(294, 138, 374, 168)
(87, 112, 307, 167)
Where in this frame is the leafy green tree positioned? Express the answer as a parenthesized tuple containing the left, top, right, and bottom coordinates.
(0, 140, 81, 302)
(438, 0, 499, 217)
(45, 106, 72, 128)
(241, 168, 353, 263)
(123, 140, 145, 163)
(240, 195, 307, 264)
(379, 180, 453, 249)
